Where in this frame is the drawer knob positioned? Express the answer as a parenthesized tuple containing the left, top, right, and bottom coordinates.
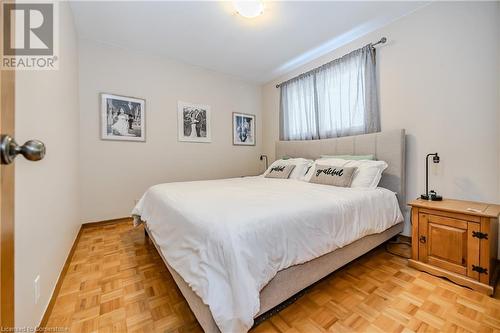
(419, 236, 427, 244)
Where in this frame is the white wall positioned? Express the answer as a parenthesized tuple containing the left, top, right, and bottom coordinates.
(79, 40, 263, 223)
(15, 2, 80, 328)
(262, 2, 500, 239)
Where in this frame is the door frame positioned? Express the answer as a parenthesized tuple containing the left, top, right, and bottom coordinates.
(0, 0, 15, 327)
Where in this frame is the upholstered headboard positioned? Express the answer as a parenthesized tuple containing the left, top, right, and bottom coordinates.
(275, 129, 406, 207)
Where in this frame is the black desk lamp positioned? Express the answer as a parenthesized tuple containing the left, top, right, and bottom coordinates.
(420, 152, 442, 201)
(260, 154, 268, 169)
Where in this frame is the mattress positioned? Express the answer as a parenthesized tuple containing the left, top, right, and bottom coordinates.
(132, 176, 403, 333)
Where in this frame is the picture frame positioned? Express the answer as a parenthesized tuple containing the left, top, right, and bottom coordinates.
(100, 93, 146, 142)
(178, 101, 212, 143)
(232, 112, 256, 146)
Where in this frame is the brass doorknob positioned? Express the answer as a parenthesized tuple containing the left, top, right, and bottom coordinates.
(0, 135, 46, 164)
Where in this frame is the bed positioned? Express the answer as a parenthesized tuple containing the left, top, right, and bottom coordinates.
(133, 129, 406, 333)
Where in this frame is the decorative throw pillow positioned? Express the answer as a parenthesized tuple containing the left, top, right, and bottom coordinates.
(305, 158, 387, 188)
(309, 164, 357, 187)
(263, 158, 313, 181)
(265, 164, 296, 179)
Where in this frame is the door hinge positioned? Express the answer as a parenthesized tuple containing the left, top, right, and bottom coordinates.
(472, 265, 488, 275)
(472, 231, 488, 240)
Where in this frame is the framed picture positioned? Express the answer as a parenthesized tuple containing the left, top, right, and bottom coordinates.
(101, 93, 145, 142)
(178, 101, 211, 143)
(233, 112, 255, 146)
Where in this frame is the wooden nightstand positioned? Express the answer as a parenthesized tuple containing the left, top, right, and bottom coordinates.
(408, 198, 500, 295)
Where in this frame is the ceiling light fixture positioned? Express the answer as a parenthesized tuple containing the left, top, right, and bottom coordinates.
(234, 1, 264, 19)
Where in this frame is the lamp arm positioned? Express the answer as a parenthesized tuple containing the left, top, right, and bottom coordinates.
(425, 154, 430, 197)
(260, 154, 268, 169)
(424, 153, 438, 197)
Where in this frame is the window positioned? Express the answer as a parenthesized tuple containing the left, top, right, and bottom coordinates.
(279, 45, 380, 141)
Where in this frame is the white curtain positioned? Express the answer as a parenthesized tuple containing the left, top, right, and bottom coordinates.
(280, 45, 380, 140)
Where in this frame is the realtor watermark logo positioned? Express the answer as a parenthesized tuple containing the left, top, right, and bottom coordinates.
(1, 1, 59, 70)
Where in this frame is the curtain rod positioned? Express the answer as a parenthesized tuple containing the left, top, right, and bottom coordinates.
(275, 37, 387, 89)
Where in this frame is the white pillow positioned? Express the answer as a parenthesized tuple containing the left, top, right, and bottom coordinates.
(264, 158, 313, 181)
(305, 158, 388, 188)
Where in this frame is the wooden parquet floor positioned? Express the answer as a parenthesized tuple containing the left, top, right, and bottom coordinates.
(44, 221, 500, 333)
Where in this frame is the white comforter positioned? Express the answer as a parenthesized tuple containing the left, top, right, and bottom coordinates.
(132, 177, 403, 333)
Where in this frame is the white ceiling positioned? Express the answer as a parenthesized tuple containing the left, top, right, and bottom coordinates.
(69, 1, 427, 83)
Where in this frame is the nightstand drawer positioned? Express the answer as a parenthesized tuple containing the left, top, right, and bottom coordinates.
(427, 213, 469, 228)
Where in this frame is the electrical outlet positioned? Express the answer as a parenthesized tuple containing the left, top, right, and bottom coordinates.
(34, 275, 40, 304)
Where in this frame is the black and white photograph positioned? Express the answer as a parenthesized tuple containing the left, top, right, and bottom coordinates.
(233, 112, 255, 146)
(101, 93, 145, 141)
(178, 101, 211, 143)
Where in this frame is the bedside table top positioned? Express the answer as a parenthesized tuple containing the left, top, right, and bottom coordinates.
(408, 198, 500, 218)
